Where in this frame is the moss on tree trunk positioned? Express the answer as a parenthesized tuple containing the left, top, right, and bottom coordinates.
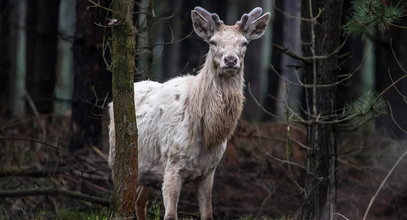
(109, 0, 138, 218)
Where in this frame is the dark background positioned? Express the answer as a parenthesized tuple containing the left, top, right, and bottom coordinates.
(0, 0, 406, 219)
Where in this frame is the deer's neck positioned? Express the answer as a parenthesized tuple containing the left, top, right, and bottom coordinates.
(187, 54, 245, 148)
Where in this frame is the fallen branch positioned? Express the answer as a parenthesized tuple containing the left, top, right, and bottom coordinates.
(0, 136, 63, 150)
(0, 188, 110, 206)
(0, 167, 67, 177)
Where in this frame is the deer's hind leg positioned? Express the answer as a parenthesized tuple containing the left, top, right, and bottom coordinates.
(136, 185, 155, 220)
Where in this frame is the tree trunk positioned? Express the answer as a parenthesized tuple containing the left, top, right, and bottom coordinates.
(109, 0, 138, 218)
(0, 1, 11, 115)
(136, 0, 153, 80)
(13, 0, 27, 116)
(54, 0, 76, 115)
(26, 0, 58, 114)
(263, 0, 284, 121)
(241, 0, 269, 122)
(163, 0, 182, 79)
(70, 0, 111, 151)
(276, 0, 302, 118)
(299, 0, 343, 219)
(7, 0, 26, 116)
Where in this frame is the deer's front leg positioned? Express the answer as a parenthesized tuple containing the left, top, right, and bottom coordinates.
(197, 170, 215, 220)
(162, 171, 182, 220)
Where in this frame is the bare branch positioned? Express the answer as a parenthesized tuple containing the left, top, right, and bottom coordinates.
(362, 150, 407, 220)
(87, 0, 112, 12)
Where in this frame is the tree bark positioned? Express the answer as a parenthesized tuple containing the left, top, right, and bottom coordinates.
(109, 0, 138, 218)
(299, 0, 343, 219)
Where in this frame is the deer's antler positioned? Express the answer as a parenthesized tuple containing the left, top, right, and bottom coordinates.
(238, 7, 263, 31)
(194, 7, 223, 28)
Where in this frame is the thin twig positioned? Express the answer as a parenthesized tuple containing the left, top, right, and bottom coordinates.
(24, 89, 39, 117)
(334, 212, 350, 220)
(0, 136, 63, 150)
(87, 0, 112, 12)
(362, 149, 407, 220)
(387, 101, 407, 134)
(274, 1, 323, 22)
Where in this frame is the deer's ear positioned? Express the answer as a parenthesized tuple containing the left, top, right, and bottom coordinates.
(244, 12, 271, 41)
(191, 10, 213, 41)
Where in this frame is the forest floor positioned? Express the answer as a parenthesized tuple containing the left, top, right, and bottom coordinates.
(0, 115, 406, 219)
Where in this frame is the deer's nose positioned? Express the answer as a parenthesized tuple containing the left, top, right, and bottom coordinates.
(224, 55, 238, 67)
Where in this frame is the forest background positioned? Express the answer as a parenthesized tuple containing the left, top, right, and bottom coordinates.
(1, 0, 407, 219)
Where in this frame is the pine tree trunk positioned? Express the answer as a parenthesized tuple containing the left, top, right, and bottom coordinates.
(54, 0, 76, 115)
(8, 0, 27, 116)
(27, 0, 58, 114)
(263, 0, 284, 121)
(109, 0, 138, 218)
(136, 0, 153, 80)
(0, 0, 11, 115)
(163, 0, 182, 78)
(276, 0, 302, 117)
(299, 0, 343, 219)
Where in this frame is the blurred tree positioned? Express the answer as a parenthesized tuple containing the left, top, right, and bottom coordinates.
(264, 0, 284, 120)
(275, 0, 302, 118)
(136, 0, 154, 80)
(0, 1, 11, 115)
(241, 0, 271, 122)
(299, 0, 343, 219)
(26, 0, 58, 114)
(3, 0, 27, 116)
(376, 16, 407, 138)
(109, 0, 138, 218)
(10, 0, 27, 117)
(54, 0, 76, 115)
(343, 0, 406, 137)
(70, 0, 112, 151)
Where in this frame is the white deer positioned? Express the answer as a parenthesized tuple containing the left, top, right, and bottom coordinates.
(108, 6, 270, 220)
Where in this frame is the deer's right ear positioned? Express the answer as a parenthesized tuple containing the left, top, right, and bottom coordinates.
(191, 10, 213, 41)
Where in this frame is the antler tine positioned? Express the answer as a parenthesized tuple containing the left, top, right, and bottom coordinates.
(237, 13, 249, 28)
(194, 7, 223, 28)
(239, 7, 263, 30)
(211, 13, 223, 26)
(194, 7, 212, 22)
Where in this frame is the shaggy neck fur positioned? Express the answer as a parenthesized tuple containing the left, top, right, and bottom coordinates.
(187, 50, 245, 148)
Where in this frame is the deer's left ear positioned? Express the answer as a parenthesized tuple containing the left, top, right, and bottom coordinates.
(244, 13, 271, 41)
(191, 10, 213, 41)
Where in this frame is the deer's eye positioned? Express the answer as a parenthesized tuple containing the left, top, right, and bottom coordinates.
(209, 40, 217, 47)
(241, 41, 248, 47)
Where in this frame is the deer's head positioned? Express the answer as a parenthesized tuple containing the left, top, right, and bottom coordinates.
(191, 7, 271, 76)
